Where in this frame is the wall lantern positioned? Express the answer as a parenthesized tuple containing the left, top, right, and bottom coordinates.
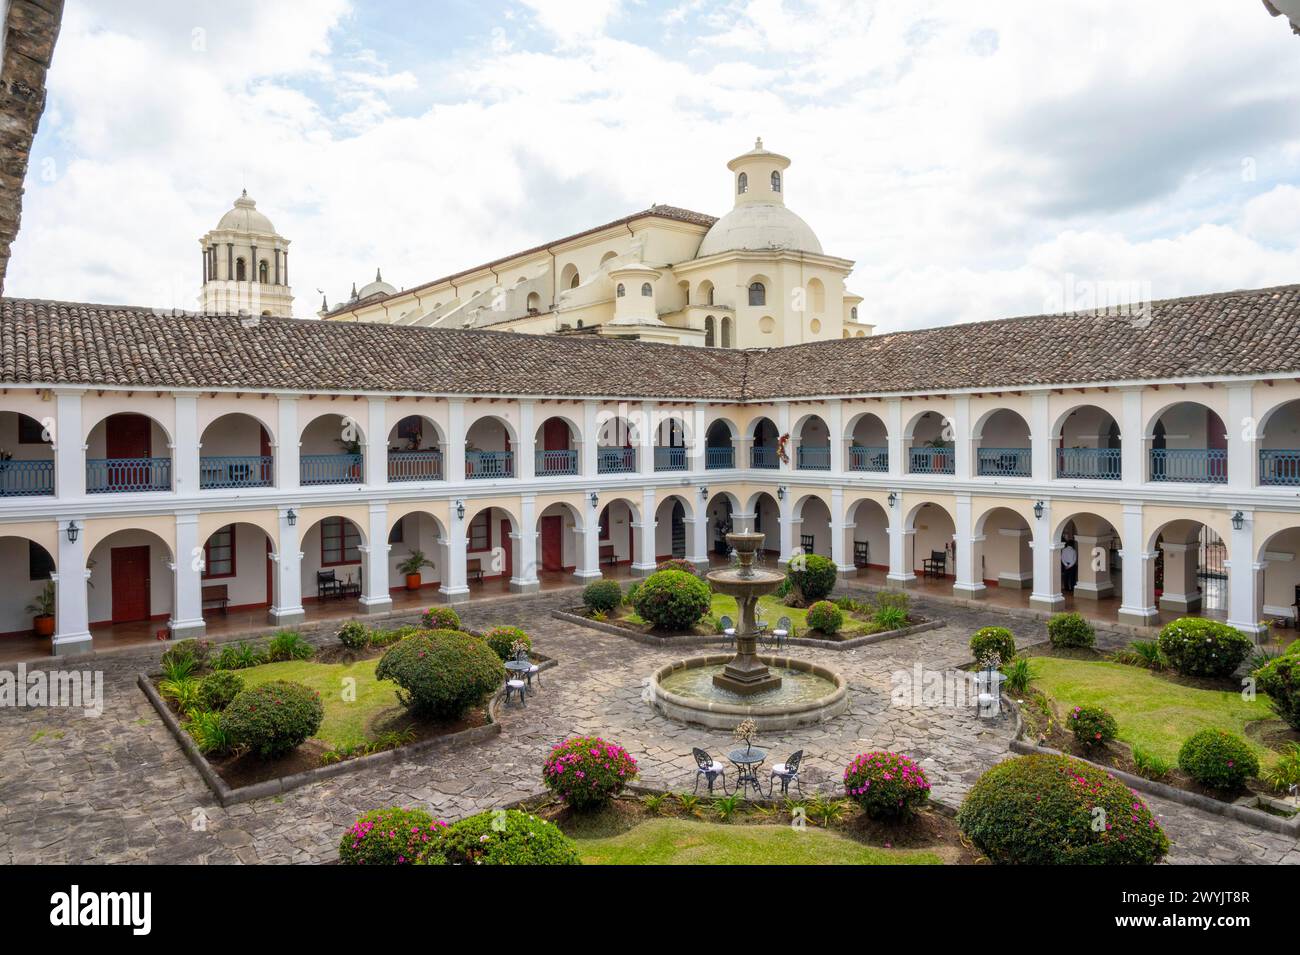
(455, 500, 466, 521)
(66, 521, 79, 543)
(1232, 510, 1245, 531)
(286, 509, 297, 527)
(1033, 500, 1044, 521)
(700, 486, 709, 500)
(776, 485, 786, 501)
(590, 491, 599, 509)
(887, 492, 897, 508)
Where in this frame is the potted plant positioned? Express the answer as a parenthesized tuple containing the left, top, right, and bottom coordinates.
(26, 581, 55, 637)
(397, 551, 434, 591)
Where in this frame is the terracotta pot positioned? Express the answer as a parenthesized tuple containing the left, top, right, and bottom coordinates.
(405, 573, 421, 591)
(33, 615, 54, 638)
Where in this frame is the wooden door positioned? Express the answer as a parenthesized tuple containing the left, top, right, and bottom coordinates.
(110, 546, 151, 623)
(543, 418, 569, 451)
(107, 414, 151, 458)
(266, 538, 274, 606)
(540, 515, 563, 571)
(501, 519, 513, 579)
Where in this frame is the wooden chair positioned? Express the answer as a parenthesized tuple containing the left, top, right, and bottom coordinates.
(201, 584, 229, 616)
(853, 541, 869, 567)
(316, 569, 340, 598)
(922, 549, 947, 579)
(800, 534, 815, 554)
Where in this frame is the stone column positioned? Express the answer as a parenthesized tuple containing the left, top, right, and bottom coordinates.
(953, 396, 974, 480)
(886, 399, 904, 479)
(366, 397, 388, 488)
(575, 506, 603, 581)
(685, 515, 710, 574)
(169, 512, 206, 639)
(830, 487, 853, 572)
(1157, 541, 1201, 613)
(269, 506, 305, 625)
(827, 399, 844, 474)
(1120, 388, 1144, 484)
(54, 390, 85, 499)
(276, 397, 299, 490)
(517, 400, 536, 480)
(441, 503, 470, 603)
(690, 405, 707, 473)
(952, 494, 986, 598)
(1118, 503, 1158, 625)
(1029, 499, 1063, 611)
(52, 518, 92, 656)
(1030, 392, 1052, 481)
(1225, 513, 1265, 635)
(638, 401, 656, 477)
(447, 400, 466, 483)
(1073, 533, 1114, 600)
(511, 494, 540, 592)
(631, 488, 657, 575)
(581, 401, 599, 478)
(173, 392, 201, 496)
(1226, 383, 1254, 490)
(358, 501, 393, 614)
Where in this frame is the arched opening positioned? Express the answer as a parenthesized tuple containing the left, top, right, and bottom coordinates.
(525, 291, 541, 314)
(1053, 511, 1124, 616)
(1148, 518, 1228, 617)
(1055, 404, 1121, 480)
(793, 414, 830, 470)
(974, 408, 1032, 477)
(537, 502, 582, 576)
(720, 315, 733, 348)
(387, 415, 443, 482)
(1258, 526, 1300, 624)
(388, 509, 445, 595)
(844, 498, 889, 577)
(640, 282, 653, 297)
(535, 416, 579, 476)
(771, 170, 782, 193)
(704, 315, 716, 347)
(750, 416, 780, 469)
(258, 260, 269, 284)
(88, 528, 173, 630)
(705, 491, 742, 558)
(0, 534, 55, 641)
(655, 496, 690, 561)
(302, 515, 364, 601)
(86, 413, 173, 493)
(560, 263, 580, 290)
(807, 277, 825, 313)
(465, 505, 517, 593)
(737, 172, 748, 194)
(975, 507, 1033, 593)
(0, 411, 54, 496)
(653, 414, 688, 472)
(1258, 397, 1300, 486)
(846, 412, 888, 472)
(748, 491, 781, 558)
(615, 283, 626, 297)
(465, 415, 515, 479)
(199, 521, 274, 621)
(905, 410, 954, 475)
(595, 413, 638, 474)
(200, 413, 273, 489)
(597, 499, 639, 568)
(1148, 401, 1227, 484)
(906, 502, 955, 581)
(697, 280, 714, 306)
(705, 419, 736, 469)
(794, 494, 832, 557)
(235, 257, 247, 281)
(748, 281, 766, 307)
(300, 412, 364, 485)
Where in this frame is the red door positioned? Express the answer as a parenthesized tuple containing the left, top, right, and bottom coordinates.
(501, 519, 513, 579)
(106, 414, 152, 490)
(541, 515, 563, 572)
(266, 538, 274, 606)
(110, 546, 151, 623)
(543, 418, 568, 451)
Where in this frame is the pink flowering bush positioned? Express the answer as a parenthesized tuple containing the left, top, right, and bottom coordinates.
(1068, 704, 1117, 749)
(843, 751, 932, 819)
(338, 807, 449, 865)
(1177, 729, 1259, 791)
(542, 736, 638, 809)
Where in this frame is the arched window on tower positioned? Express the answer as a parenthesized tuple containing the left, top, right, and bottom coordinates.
(640, 282, 653, 297)
(570, 271, 581, 289)
(850, 306, 858, 321)
(748, 282, 766, 306)
(258, 260, 269, 283)
(771, 170, 781, 193)
(235, 258, 247, 281)
(737, 172, 748, 195)
(616, 283, 626, 297)
(721, 316, 733, 348)
(704, 316, 715, 347)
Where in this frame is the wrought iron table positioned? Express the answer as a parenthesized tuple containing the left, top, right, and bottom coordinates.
(727, 746, 768, 798)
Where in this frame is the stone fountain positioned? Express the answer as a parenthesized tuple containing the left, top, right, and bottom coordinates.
(708, 531, 784, 695)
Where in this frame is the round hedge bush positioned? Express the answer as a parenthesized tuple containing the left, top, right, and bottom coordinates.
(632, 569, 712, 631)
(419, 606, 462, 631)
(375, 629, 505, 720)
(1156, 617, 1253, 678)
(220, 680, 323, 759)
(1177, 729, 1259, 791)
(843, 751, 931, 819)
(787, 553, 837, 603)
(582, 579, 622, 614)
(198, 670, 244, 712)
(338, 807, 448, 865)
(957, 754, 1168, 865)
(969, 626, 1016, 667)
(1048, 612, 1095, 649)
(542, 736, 639, 808)
(337, 621, 370, 650)
(482, 625, 531, 661)
(433, 809, 580, 866)
(1069, 704, 1117, 749)
(655, 558, 698, 575)
(806, 600, 844, 635)
(1254, 653, 1300, 730)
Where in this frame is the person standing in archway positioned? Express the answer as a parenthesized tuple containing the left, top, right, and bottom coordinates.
(1061, 537, 1079, 595)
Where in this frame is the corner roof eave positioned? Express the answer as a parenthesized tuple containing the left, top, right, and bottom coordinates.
(671, 247, 856, 275)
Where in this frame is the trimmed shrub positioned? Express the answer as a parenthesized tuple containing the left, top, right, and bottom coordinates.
(370, 624, 418, 648)
(632, 569, 712, 631)
(1254, 652, 1300, 730)
(337, 621, 370, 650)
(582, 579, 622, 614)
(1068, 704, 1117, 749)
(221, 680, 323, 759)
(787, 553, 837, 603)
(420, 606, 461, 631)
(1156, 617, 1252, 678)
(969, 626, 1016, 667)
(375, 629, 504, 720)
(542, 736, 639, 808)
(161, 638, 210, 672)
(1048, 612, 1095, 649)
(339, 807, 448, 865)
(957, 754, 1168, 865)
(434, 810, 580, 866)
(806, 600, 844, 635)
(655, 558, 698, 575)
(843, 751, 931, 819)
(266, 630, 314, 662)
(1177, 729, 1259, 791)
(483, 625, 530, 661)
(197, 670, 244, 712)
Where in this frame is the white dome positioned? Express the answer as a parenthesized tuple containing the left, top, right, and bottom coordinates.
(696, 201, 823, 258)
(217, 190, 277, 235)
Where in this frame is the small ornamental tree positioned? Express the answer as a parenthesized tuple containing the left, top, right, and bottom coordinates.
(419, 606, 462, 631)
(969, 626, 1016, 667)
(375, 629, 505, 720)
(806, 600, 844, 635)
(843, 751, 932, 819)
(197, 670, 244, 712)
(542, 736, 638, 809)
(1156, 617, 1252, 678)
(632, 569, 712, 631)
(787, 553, 837, 604)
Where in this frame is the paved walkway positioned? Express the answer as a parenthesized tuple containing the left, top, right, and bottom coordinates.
(0, 591, 1295, 864)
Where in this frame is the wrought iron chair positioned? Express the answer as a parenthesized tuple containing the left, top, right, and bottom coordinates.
(719, 614, 735, 650)
(854, 541, 869, 567)
(517, 647, 543, 690)
(692, 747, 728, 795)
(769, 750, 804, 796)
(800, 533, 815, 554)
(504, 674, 528, 708)
(922, 549, 947, 579)
(771, 615, 792, 650)
(316, 569, 340, 599)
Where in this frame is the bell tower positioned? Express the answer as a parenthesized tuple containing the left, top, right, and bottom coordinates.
(198, 191, 294, 317)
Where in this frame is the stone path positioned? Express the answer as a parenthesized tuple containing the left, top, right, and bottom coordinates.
(0, 591, 1296, 865)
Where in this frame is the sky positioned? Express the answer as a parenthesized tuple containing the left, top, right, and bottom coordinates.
(7, 0, 1300, 332)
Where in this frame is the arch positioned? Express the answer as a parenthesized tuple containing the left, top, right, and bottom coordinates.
(1053, 403, 1122, 480)
(844, 495, 889, 571)
(559, 263, 580, 290)
(300, 514, 366, 598)
(83, 409, 175, 449)
(1146, 400, 1228, 483)
(616, 283, 626, 297)
(640, 282, 653, 297)
(903, 498, 956, 533)
(198, 412, 275, 489)
(536, 414, 580, 476)
(0, 411, 54, 497)
(850, 305, 858, 321)
(300, 410, 366, 448)
(387, 413, 445, 450)
(696, 280, 714, 306)
(464, 414, 517, 479)
(463, 412, 518, 447)
(737, 171, 748, 194)
(704, 315, 716, 347)
(720, 315, 733, 348)
(1259, 397, 1300, 486)
(596, 496, 642, 565)
(0, 533, 56, 636)
(806, 277, 825, 313)
(388, 508, 447, 589)
(746, 490, 781, 555)
(258, 260, 269, 283)
(84, 412, 175, 493)
(705, 417, 739, 442)
(904, 500, 956, 579)
(599, 250, 619, 268)
(86, 527, 175, 626)
(1145, 515, 1229, 615)
(537, 500, 584, 573)
(747, 280, 766, 307)
(793, 493, 833, 557)
(525, 291, 541, 312)
(903, 409, 953, 476)
(845, 411, 888, 444)
(463, 503, 520, 577)
(973, 408, 1032, 478)
(199, 520, 275, 609)
(655, 494, 694, 561)
(793, 413, 830, 471)
(973, 506, 1035, 592)
(771, 169, 782, 193)
(235, 257, 247, 281)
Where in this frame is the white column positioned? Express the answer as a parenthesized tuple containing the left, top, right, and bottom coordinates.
(734, 433, 751, 471)
(886, 399, 904, 479)
(1073, 533, 1114, 599)
(1029, 499, 1063, 611)
(1120, 388, 1144, 485)
(827, 399, 844, 474)
(170, 512, 207, 638)
(517, 400, 536, 480)
(685, 515, 709, 573)
(886, 504, 914, 586)
(441, 501, 470, 602)
(173, 392, 201, 496)
(777, 490, 795, 567)
(277, 397, 299, 490)
(581, 400, 599, 478)
(690, 404, 707, 473)
(952, 494, 986, 598)
(830, 487, 852, 572)
(632, 488, 657, 574)
(1118, 503, 1158, 625)
(1225, 511, 1265, 635)
(52, 517, 92, 655)
(1157, 541, 1201, 612)
(638, 401, 656, 477)
(575, 503, 603, 580)
(366, 397, 388, 488)
(447, 400, 466, 483)
(1226, 383, 1254, 491)
(776, 401, 792, 471)
(358, 501, 393, 614)
(53, 390, 85, 499)
(953, 395, 973, 480)
(269, 506, 305, 624)
(1030, 392, 1052, 482)
(511, 494, 540, 592)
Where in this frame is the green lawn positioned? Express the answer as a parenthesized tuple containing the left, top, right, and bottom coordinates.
(1027, 656, 1277, 765)
(574, 818, 942, 865)
(234, 658, 402, 749)
(626, 593, 869, 637)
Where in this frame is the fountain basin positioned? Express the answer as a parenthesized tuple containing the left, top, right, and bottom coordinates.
(649, 653, 848, 731)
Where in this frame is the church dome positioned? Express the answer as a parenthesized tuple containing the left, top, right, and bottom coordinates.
(697, 202, 823, 258)
(357, 268, 397, 300)
(216, 190, 277, 235)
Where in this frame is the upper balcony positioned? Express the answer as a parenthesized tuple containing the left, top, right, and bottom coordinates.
(86, 412, 172, 493)
(1147, 402, 1226, 485)
(535, 415, 579, 477)
(0, 412, 54, 497)
(388, 414, 444, 483)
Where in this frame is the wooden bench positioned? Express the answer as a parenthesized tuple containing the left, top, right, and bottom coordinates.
(201, 584, 229, 615)
(467, 559, 485, 582)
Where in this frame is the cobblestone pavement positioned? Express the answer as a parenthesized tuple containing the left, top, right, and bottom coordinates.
(1, 591, 1296, 865)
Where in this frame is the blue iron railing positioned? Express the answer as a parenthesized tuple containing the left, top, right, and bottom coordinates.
(301, 453, 363, 485)
(0, 459, 54, 496)
(536, 448, 578, 476)
(466, 450, 513, 479)
(848, 445, 887, 472)
(977, 447, 1031, 477)
(1056, 447, 1121, 480)
(751, 445, 779, 469)
(200, 455, 273, 489)
(797, 445, 831, 470)
(1149, 448, 1227, 484)
(909, 447, 955, 475)
(597, 446, 637, 474)
(388, 450, 442, 482)
(1260, 449, 1300, 486)
(705, 446, 735, 469)
(655, 445, 687, 471)
(87, 457, 171, 493)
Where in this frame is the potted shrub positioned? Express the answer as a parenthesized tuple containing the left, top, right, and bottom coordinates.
(397, 551, 434, 590)
(26, 581, 55, 638)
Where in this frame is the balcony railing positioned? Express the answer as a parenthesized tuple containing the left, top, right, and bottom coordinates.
(597, 447, 637, 474)
(1150, 448, 1226, 484)
(87, 457, 171, 493)
(909, 447, 955, 475)
(977, 447, 1031, 477)
(705, 446, 735, 469)
(0, 459, 54, 496)
(751, 445, 779, 469)
(848, 445, 887, 473)
(388, 450, 442, 482)
(1260, 449, 1300, 487)
(466, 450, 513, 479)
(797, 445, 831, 470)
(1057, 447, 1121, 480)
(654, 445, 687, 472)
(536, 448, 578, 476)
(200, 455, 273, 489)
(301, 453, 363, 485)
